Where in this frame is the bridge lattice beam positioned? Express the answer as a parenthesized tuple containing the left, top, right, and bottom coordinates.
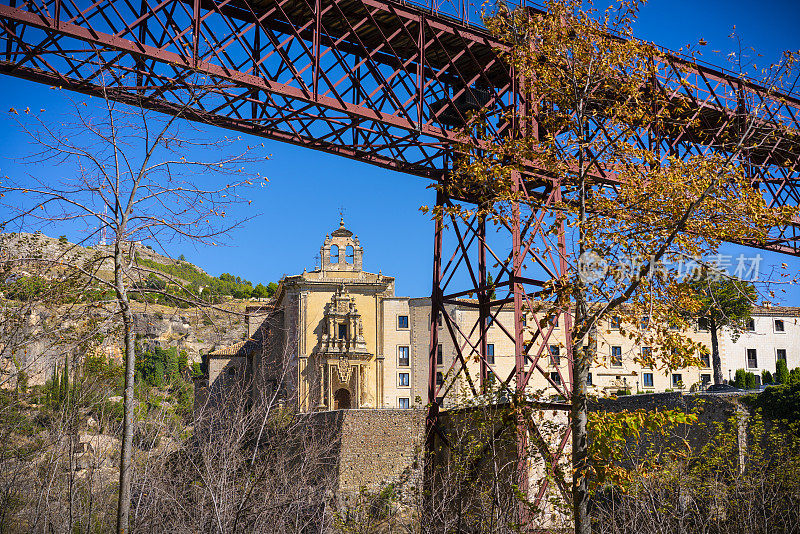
(1, 0, 799, 252)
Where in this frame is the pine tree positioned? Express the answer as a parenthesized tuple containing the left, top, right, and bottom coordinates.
(164, 347, 179, 383)
(178, 350, 189, 376)
(688, 276, 756, 385)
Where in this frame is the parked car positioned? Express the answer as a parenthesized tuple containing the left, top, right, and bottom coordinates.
(705, 383, 743, 393)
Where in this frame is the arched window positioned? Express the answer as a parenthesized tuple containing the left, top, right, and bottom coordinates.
(330, 244, 339, 263)
(346, 245, 354, 264)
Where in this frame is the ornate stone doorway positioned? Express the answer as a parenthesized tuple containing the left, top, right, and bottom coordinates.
(333, 388, 351, 410)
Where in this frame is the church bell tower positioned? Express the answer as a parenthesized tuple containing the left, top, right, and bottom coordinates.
(320, 217, 363, 272)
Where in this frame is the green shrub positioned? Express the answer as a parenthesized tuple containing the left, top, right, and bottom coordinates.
(791, 367, 800, 385)
(735, 369, 747, 389)
(776, 359, 790, 385)
(152, 359, 165, 387)
(745, 372, 757, 390)
(178, 350, 188, 374)
(762, 370, 774, 385)
(135, 257, 268, 302)
(83, 355, 124, 389)
(745, 382, 800, 423)
(157, 347, 178, 383)
(172, 380, 193, 417)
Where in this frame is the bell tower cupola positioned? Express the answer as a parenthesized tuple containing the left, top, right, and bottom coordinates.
(320, 217, 363, 272)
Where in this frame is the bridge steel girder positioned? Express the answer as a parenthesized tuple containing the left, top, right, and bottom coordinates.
(1, 0, 799, 250)
(424, 173, 575, 524)
(0, 0, 518, 180)
(2, 0, 800, 523)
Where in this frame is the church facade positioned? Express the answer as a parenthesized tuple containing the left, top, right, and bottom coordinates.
(250, 219, 394, 411)
(199, 221, 800, 413)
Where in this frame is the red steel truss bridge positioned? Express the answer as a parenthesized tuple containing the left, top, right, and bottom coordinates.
(2, 0, 800, 522)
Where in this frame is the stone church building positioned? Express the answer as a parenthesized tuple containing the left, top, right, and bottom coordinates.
(266, 218, 395, 411)
(200, 218, 397, 411)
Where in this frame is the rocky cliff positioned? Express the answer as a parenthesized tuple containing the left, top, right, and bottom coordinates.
(0, 232, 265, 387)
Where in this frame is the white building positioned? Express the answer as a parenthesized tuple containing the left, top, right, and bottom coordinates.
(719, 306, 800, 385)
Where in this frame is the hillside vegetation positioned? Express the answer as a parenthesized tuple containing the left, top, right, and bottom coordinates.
(0, 231, 277, 307)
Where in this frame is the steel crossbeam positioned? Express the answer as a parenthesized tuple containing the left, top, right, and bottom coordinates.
(423, 172, 575, 523)
(1, 0, 799, 249)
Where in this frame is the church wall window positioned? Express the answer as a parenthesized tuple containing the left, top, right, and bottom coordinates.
(397, 315, 409, 329)
(436, 372, 444, 386)
(338, 323, 348, 340)
(437, 344, 443, 365)
(398, 373, 410, 387)
(398, 398, 410, 409)
(487, 344, 495, 364)
(330, 244, 339, 263)
(398, 346, 410, 367)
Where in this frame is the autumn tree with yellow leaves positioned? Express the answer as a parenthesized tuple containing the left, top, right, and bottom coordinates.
(431, 0, 800, 531)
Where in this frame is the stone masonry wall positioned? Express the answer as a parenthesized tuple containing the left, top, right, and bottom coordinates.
(292, 392, 750, 529)
(302, 409, 426, 504)
(589, 392, 756, 484)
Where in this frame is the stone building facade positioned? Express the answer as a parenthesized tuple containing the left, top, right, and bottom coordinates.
(249, 219, 395, 412)
(201, 221, 800, 411)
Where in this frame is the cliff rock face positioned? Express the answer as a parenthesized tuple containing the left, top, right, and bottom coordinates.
(1, 304, 249, 387)
(0, 232, 252, 388)
(133, 313, 191, 338)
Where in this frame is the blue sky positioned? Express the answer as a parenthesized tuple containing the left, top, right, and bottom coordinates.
(1, 0, 798, 302)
